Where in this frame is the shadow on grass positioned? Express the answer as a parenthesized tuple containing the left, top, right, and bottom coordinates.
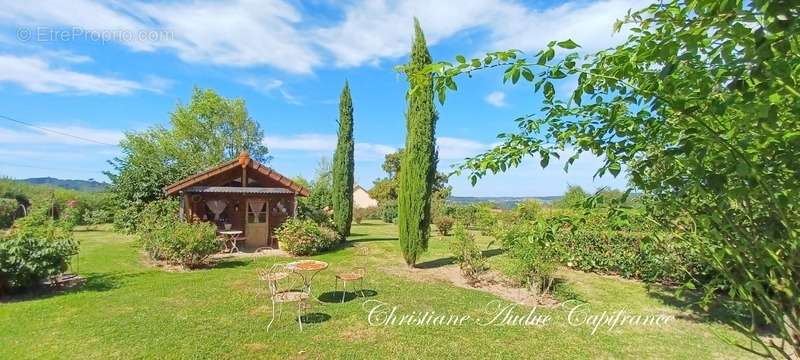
(415, 248, 506, 269)
(356, 289, 378, 297)
(481, 248, 505, 257)
(0, 271, 141, 303)
(300, 312, 331, 324)
(349, 237, 397, 243)
(318, 291, 360, 303)
(646, 286, 763, 335)
(213, 259, 252, 269)
(351, 222, 386, 227)
(415, 257, 455, 269)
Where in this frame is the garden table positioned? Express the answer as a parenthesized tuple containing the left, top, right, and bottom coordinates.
(286, 260, 328, 299)
(218, 230, 243, 253)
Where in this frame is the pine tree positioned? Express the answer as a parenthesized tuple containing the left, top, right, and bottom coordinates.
(332, 81, 355, 239)
(398, 19, 438, 266)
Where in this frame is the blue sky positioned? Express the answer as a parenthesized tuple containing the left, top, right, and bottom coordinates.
(0, 0, 644, 196)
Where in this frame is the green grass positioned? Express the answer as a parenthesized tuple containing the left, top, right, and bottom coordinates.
(0, 221, 756, 359)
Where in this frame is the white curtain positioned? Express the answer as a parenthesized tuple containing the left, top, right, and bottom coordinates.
(206, 200, 227, 220)
(248, 199, 266, 213)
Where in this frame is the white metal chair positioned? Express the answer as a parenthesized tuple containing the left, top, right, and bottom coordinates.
(259, 263, 311, 331)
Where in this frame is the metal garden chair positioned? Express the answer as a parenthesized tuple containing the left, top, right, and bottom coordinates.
(259, 263, 311, 331)
(333, 246, 369, 303)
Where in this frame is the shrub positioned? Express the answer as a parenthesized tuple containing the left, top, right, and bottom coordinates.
(139, 220, 219, 268)
(553, 186, 588, 209)
(434, 215, 454, 236)
(449, 223, 485, 281)
(474, 205, 498, 235)
(137, 199, 219, 268)
(379, 200, 398, 223)
(498, 221, 559, 296)
(138, 199, 180, 232)
(83, 209, 112, 230)
(0, 198, 18, 229)
(513, 199, 541, 221)
(493, 210, 711, 285)
(0, 208, 78, 293)
(353, 207, 379, 224)
(275, 218, 338, 256)
(61, 204, 82, 230)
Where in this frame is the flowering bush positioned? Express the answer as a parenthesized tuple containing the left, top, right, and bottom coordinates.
(275, 218, 337, 256)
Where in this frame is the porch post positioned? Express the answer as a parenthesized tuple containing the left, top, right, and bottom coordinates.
(178, 191, 185, 222)
(292, 194, 298, 217)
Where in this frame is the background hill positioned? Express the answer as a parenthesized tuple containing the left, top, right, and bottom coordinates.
(448, 196, 562, 209)
(19, 177, 108, 192)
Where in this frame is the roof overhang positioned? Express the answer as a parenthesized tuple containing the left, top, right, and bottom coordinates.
(163, 153, 309, 197)
(186, 186, 295, 194)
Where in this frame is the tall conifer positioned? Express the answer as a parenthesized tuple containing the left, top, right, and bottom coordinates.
(398, 19, 437, 266)
(332, 81, 355, 238)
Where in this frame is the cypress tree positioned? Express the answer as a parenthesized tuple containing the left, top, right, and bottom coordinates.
(398, 19, 438, 266)
(332, 81, 355, 239)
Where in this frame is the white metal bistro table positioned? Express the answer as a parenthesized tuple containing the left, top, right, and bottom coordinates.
(286, 260, 328, 301)
(218, 230, 243, 253)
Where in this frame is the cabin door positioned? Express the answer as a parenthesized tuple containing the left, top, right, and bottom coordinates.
(245, 199, 268, 248)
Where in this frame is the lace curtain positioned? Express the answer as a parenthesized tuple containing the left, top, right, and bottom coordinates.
(248, 199, 266, 213)
(206, 200, 227, 221)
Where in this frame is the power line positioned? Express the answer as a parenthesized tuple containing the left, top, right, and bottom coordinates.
(0, 161, 108, 174)
(0, 114, 118, 146)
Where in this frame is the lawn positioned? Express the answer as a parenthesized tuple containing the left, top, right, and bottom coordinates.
(0, 220, 756, 359)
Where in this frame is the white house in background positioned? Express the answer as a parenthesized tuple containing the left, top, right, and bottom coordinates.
(353, 184, 378, 208)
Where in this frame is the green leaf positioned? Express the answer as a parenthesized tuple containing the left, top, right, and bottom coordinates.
(456, 55, 466, 64)
(522, 68, 534, 82)
(557, 39, 580, 49)
(543, 82, 555, 101)
(608, 162, 621, 177)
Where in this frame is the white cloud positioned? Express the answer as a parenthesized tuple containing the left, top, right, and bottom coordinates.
(485, 91, 507, 107)
(313, 0, 507, 67)
(489, 0, 648, 54)
(312, 0, 646, 68)
(436, 136, 491, 160)
(264, 134, 488, 162)
(0, 124, 123, 145)
(1, 0, 320, 74)
(264, 133, 396, 161)
(142, 75, 175, 94)
(0, 0, 646, 73)
(238, 77, 302, 105)
(133, 0, 319, 73)
(355, 142, 396, 161)
(264, 133, 336, 152)
(0, 55, 147, 95)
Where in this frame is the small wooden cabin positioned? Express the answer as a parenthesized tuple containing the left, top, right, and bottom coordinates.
(163, 152, 309, 249)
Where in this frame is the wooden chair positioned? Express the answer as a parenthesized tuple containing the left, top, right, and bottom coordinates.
(258, 263, 310, 331)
